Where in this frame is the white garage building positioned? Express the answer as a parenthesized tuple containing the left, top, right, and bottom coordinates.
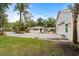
(29, 26, 44, 33)
(56, 9, 79, 42)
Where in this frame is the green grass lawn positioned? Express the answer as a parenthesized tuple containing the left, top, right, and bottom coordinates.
(0, 36, 63, 56)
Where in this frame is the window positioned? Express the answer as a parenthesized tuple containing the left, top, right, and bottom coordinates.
(65, 24, 68, 32)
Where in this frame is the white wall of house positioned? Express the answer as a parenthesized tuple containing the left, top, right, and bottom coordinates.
(70, 13, 73, 42)
(56, 11, 66, 35)
(56, 9, 73, 41)
(29, 29, 41, 33)
(29, 27, 44, 33)
(56, 24, 65, 35)
(77, 15, 79, 42)
(65, 11, 73, 41)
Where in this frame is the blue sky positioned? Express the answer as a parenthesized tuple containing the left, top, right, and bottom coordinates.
(6, 3, 70, 22)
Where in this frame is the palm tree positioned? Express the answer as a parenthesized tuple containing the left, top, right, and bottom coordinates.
(14, 3, 29, 33)
(0, 3, 11, 35)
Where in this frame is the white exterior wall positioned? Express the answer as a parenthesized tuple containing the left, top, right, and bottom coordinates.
(56, 11, 65, 35)
(77, 15, 79, 42)
(69, 12, 73, 41)
(29, 29, 40, 33)
(56, 10, 73, 41)
(65, 12, 73, 41)
(56, 24, 65, 35)
(29, 28, 44, 33)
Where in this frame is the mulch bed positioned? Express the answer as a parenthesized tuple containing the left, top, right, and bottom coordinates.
(55, 40, 79, 56)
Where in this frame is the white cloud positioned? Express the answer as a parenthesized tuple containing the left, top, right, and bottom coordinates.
(33, 14, 50, 21)
(9, 15, 19, 22)
(32, 14, 57, 21)
(7, 11, 19, 23)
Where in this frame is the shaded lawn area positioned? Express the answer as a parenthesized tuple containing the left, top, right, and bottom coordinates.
(0, 36, 63, 56)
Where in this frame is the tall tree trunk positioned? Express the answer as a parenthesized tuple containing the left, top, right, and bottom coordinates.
(73, 15, 78, 44)
(2, 23, 5, 35)
(2, 17, 5, 35)
(72, 3, 79, 44)
(19, 11, 22, 33)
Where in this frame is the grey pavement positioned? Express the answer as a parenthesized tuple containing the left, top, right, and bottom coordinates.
(5, 32, 62, 40)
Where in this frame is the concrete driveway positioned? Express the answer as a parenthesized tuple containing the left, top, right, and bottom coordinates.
(5, 32, 61, 40)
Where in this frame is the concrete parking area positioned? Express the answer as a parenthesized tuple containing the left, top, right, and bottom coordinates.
(5, 32, 61, 40)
